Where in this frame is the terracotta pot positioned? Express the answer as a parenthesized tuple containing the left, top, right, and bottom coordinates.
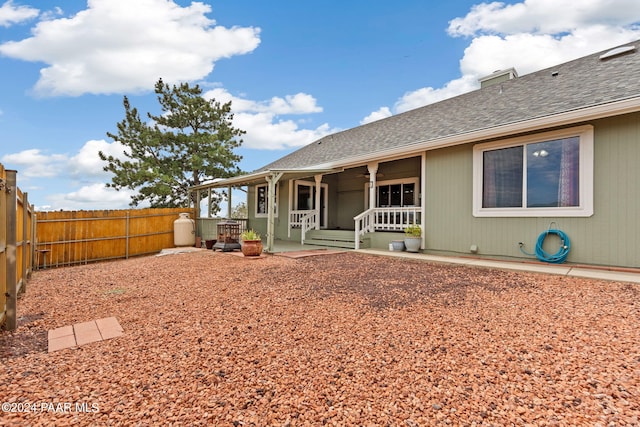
(241, 240, 263, 256)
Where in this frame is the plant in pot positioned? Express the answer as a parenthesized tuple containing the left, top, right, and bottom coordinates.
(240, 229, 263, 256)
(403, 224, 422, 253)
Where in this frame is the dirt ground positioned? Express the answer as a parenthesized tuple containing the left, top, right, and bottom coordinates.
(1, 250, 639, 426)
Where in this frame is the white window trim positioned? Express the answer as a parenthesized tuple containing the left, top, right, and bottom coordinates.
(364, 177, 420, 207)
(473, 125, 594, 217)
(294, 180, 329, 210)
(254, 183, 278, 218)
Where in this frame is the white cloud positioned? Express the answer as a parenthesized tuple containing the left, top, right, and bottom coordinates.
(447, 0, 640, 37)
(0, 0, 38, 27)
(1, 140, 129, 182)
(1, 148, 68, 178)
(44, 183, 140, 211)
(394, 76, 479, 114)
(360, 107, 392, 125)
(68, 139, 129, 179)
(366, 0, 640, 120)
(0, 0, 261, 96)
(204, 88, 337, 150)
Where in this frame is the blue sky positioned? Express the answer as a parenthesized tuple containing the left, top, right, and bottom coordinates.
(1, 0, 639, 211)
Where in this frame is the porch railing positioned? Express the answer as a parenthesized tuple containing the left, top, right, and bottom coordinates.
(196, 217, 248, 241)
(289, 209, 319, 236)
(299, 210, 319, 244)
(354, 206, 422, 250)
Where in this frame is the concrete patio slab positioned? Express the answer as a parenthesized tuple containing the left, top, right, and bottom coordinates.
(73, 321, 103, 346)
(568, 268, 640, 284)
(48, 317, 123, 353)
(48, 334, 77, 352)
(48, 325, 74, 340)
(95, 317, 124, 339)
(356, 249, 640, 284)
(275, 249, 346, 259)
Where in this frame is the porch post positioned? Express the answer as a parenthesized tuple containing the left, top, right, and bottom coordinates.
(227, 185, 232, 219)
(265, 172, 283, 253)
(314, 174, 322, 230)
(367, 162, 378, 210)
(287, 180, 293, 238)
(194, 189, 201, 219)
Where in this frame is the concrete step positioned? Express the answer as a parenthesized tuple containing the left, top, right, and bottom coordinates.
(304, 230, 370, 249)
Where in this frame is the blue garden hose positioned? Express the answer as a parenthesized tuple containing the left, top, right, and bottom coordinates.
(519, 227, 571, 264)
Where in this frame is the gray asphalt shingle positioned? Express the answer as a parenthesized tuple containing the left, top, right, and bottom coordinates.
(259, 40, 640, 171)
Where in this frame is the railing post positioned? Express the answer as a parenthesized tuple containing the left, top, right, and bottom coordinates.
(5, 170, 17, 331)
(354, 219, 360, 250)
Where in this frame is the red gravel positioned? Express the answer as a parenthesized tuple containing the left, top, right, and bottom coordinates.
(1, 251, 639, 426)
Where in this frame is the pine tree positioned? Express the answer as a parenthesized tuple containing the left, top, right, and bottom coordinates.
(100, 78, 244, 210)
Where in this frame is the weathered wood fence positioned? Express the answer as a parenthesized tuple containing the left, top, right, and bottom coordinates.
(34, 207, 195, 269)
(1, 165, 35, 331)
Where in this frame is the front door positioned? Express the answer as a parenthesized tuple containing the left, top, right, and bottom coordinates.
(295, 181, 328, 228)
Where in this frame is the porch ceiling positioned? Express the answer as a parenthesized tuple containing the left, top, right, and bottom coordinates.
(189, 167, 343, 191)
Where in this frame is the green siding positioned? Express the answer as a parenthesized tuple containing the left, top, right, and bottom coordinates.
(424, 113, 640, 268)
(243, 114, 640, 268)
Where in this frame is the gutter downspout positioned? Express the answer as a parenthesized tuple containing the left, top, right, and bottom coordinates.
(265, 172, 284, 253)
(421, 152, 427, 250)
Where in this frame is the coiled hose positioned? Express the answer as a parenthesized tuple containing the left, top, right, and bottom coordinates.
(519, 227, 571, 264)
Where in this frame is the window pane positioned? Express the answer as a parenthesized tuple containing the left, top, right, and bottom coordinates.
(378, 185, 389, 207)
(403, 183, 415, 206)
(527, 137, 579, 207)
(256, 184, 277, 215)
(297, 185, 312, 210)
(390, 184, 402, 206)
(483, 146, 523, 208)
(257, 186, 267, 214)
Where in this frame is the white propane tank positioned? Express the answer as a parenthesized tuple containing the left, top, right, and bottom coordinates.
(173, 213, 196, 247)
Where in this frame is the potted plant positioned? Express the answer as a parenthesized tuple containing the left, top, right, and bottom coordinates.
(240, 229, 263, 256)
(403, 224, 422, 253)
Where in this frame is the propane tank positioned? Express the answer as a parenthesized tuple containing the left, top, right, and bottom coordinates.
(173, 213, 196, 247)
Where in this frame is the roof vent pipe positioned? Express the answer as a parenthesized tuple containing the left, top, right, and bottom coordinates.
(478, 68, 518, 88)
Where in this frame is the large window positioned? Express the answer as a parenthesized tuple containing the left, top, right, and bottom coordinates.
(255, 183, 278, 217)
(366, 178, 419, 207)
(473, 126, 593, 217)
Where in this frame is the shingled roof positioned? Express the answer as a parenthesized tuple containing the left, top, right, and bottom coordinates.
(259, 40, 640, 171)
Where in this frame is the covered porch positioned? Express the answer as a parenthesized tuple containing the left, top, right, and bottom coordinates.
(188, 154, 426, 253)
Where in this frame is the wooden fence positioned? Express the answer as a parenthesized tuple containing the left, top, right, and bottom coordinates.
(1, 165, 35, 331)
(34, 207, 195, 269)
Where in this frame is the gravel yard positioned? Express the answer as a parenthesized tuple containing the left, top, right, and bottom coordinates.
(1, 250, 639, 426)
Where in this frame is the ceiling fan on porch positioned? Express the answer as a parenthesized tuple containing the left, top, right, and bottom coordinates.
(356, 172, 384, 179)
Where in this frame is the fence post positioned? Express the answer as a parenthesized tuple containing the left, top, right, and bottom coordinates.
(20, 192, 28, 294)
(31, 212, 37, 272)
(5, 170, 17, 331)
(125, 211, 130, 259)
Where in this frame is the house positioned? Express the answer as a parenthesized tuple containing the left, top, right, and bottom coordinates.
(191, 40, 640, 268)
